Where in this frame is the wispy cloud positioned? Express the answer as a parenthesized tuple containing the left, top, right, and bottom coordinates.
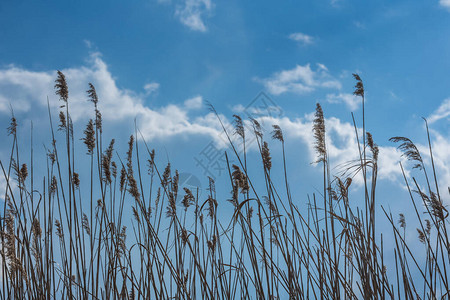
(428, 98, 450, 123)
(288, 32, 314, 45)
(143, 82, 160, 95)
(175, 0, 213, 32)
(326, 93, 360, 110)
(256, 63, 341, 95)
(353, 21, 366, 29)
(439, 0, 450, 10)
(184, 95, 203, 109)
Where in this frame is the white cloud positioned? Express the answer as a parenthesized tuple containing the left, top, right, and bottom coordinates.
(143, 82, 160, 95)
(0, 94, 30, 113)
(231, 104, 246, 113)
(0, 52, 223, 143)
(326, 93, 360, 110)
(440, 0, 450, 10)
(175, 0, 213, 32)
(428, 98, 450, 123)
(184, 95, 203, 109)
(353, 21, 366, 29)
(288, 32, 314, 45)
(257, 64, 342, 95)
(0, 65, 53, 114)
(377, 146, 407, 182)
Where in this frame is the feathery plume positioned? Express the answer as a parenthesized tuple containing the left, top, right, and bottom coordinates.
(20, 163, 28, 182)
(102, 139, 115, 184)
(313, 103, 326, 163)
(231, 164, 249, 193)
(58, 111, 66, 131)
(73, 172, 80, 189)
(155, 187, 161, 210)
(95, 109, 102, 132)
(366, 132, 379, 161)
(50, 176, 58, 197)
(181, 228, 189, 246)
(417, 228, 426, 244)
(55, 219, 64, 239)
(112, 161, 117, 178)
(425, 219, 431, 236)
(132, 206, 140, 223)
(250, 117, 263, 138)
(166, 191, 177, 219)
(207, 195, 217, 219)
(233, 115, 245, 139)
(262, 141, 272, 171)
(117, 226, 127, 257)
(127, 176, 141, 202)
(148, 149, 156, 175)
(7, 116, 17, 136)
(389, 136, 423, 169)
(398, 213, 406, 228)
(182, 188, 195, 210)
(47, 148, 56, 165)
(31, 218, 42, 264)
(271, 124, 284, 142)
(352, 73, 364, 97)
(426, 192, 447, 222)
(162, 163, 171, 187)
(119, 167, 127, 192)
(87, 83, 98, 105)
(207, 235, 217, 253)
(126, 135, 134, 171)
(82, 119, 96, 154)
(55, 70, 69, 103)
(172, 170, 179, 200)
(82, 213, 90, 235)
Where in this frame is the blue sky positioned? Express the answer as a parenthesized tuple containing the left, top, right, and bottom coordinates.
(0, 0, 449, 209)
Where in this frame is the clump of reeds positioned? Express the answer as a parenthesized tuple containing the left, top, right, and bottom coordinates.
(0, 71, 447, 299)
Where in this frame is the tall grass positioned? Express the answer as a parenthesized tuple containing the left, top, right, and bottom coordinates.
(0, 71, 448, 299)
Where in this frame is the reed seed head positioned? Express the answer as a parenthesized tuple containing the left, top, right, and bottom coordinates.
(389, 136, 423, 169)
(82, 119, 96, 154)
(352, 73, 364, 98)
(82, 213, 90, 235)
(58, 111, 66, 131)
(87, 83, 98, 106)
(262, 141, 272, 171)
(182, 188, 194, 210)
(271, 124, 284, 142)
(233, 114, 245, 139)
(162, 163, 171, 187)
(73, 172, 80, 189)
(398, 213, 406, 228)
(55, 70, 69, 103)
(313, 103, 326, 163)
(7, 116, 17, 136)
